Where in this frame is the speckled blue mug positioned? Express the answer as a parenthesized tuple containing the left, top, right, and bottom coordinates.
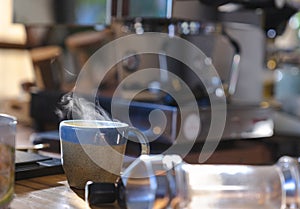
(59, 120, 149, 189)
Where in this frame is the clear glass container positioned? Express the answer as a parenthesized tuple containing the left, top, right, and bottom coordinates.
(118, 155, 300, 209)
(86, 154, 300, 209)
(178, 162, 286, 208)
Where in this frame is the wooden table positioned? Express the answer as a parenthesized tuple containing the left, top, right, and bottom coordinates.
(10, 174, 119, 209)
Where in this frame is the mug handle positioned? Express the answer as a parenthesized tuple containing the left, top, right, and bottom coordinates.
(125, 126, 150, 155)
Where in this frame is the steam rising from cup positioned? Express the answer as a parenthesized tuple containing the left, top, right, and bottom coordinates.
(57, 91, 112, 121)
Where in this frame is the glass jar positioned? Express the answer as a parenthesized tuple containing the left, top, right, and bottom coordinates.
(0, 114, 16, 209)
(86, 155, 300, 209)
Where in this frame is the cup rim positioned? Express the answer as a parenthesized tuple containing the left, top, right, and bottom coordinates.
(0, 113, 17, 126)
(60, 120, 129, 129)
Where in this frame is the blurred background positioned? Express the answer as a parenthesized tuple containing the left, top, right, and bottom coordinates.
(2, 0, 300, 164)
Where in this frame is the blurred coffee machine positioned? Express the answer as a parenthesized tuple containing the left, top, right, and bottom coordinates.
(14, 0, 297, 144)
(113, 0, 275, 104)
(110, 0, 277, 143)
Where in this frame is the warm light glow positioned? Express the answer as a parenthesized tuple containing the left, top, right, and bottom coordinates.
(0, 24, 27, 45)
(0, 0, 27, 45)
(267, 59, 277, 70)
(0, 0, 12, 25)
(0, 50, 35, 99)
(0, 0, 35, 101)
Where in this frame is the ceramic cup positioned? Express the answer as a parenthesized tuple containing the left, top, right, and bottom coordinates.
(59, 120, 149, 189)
